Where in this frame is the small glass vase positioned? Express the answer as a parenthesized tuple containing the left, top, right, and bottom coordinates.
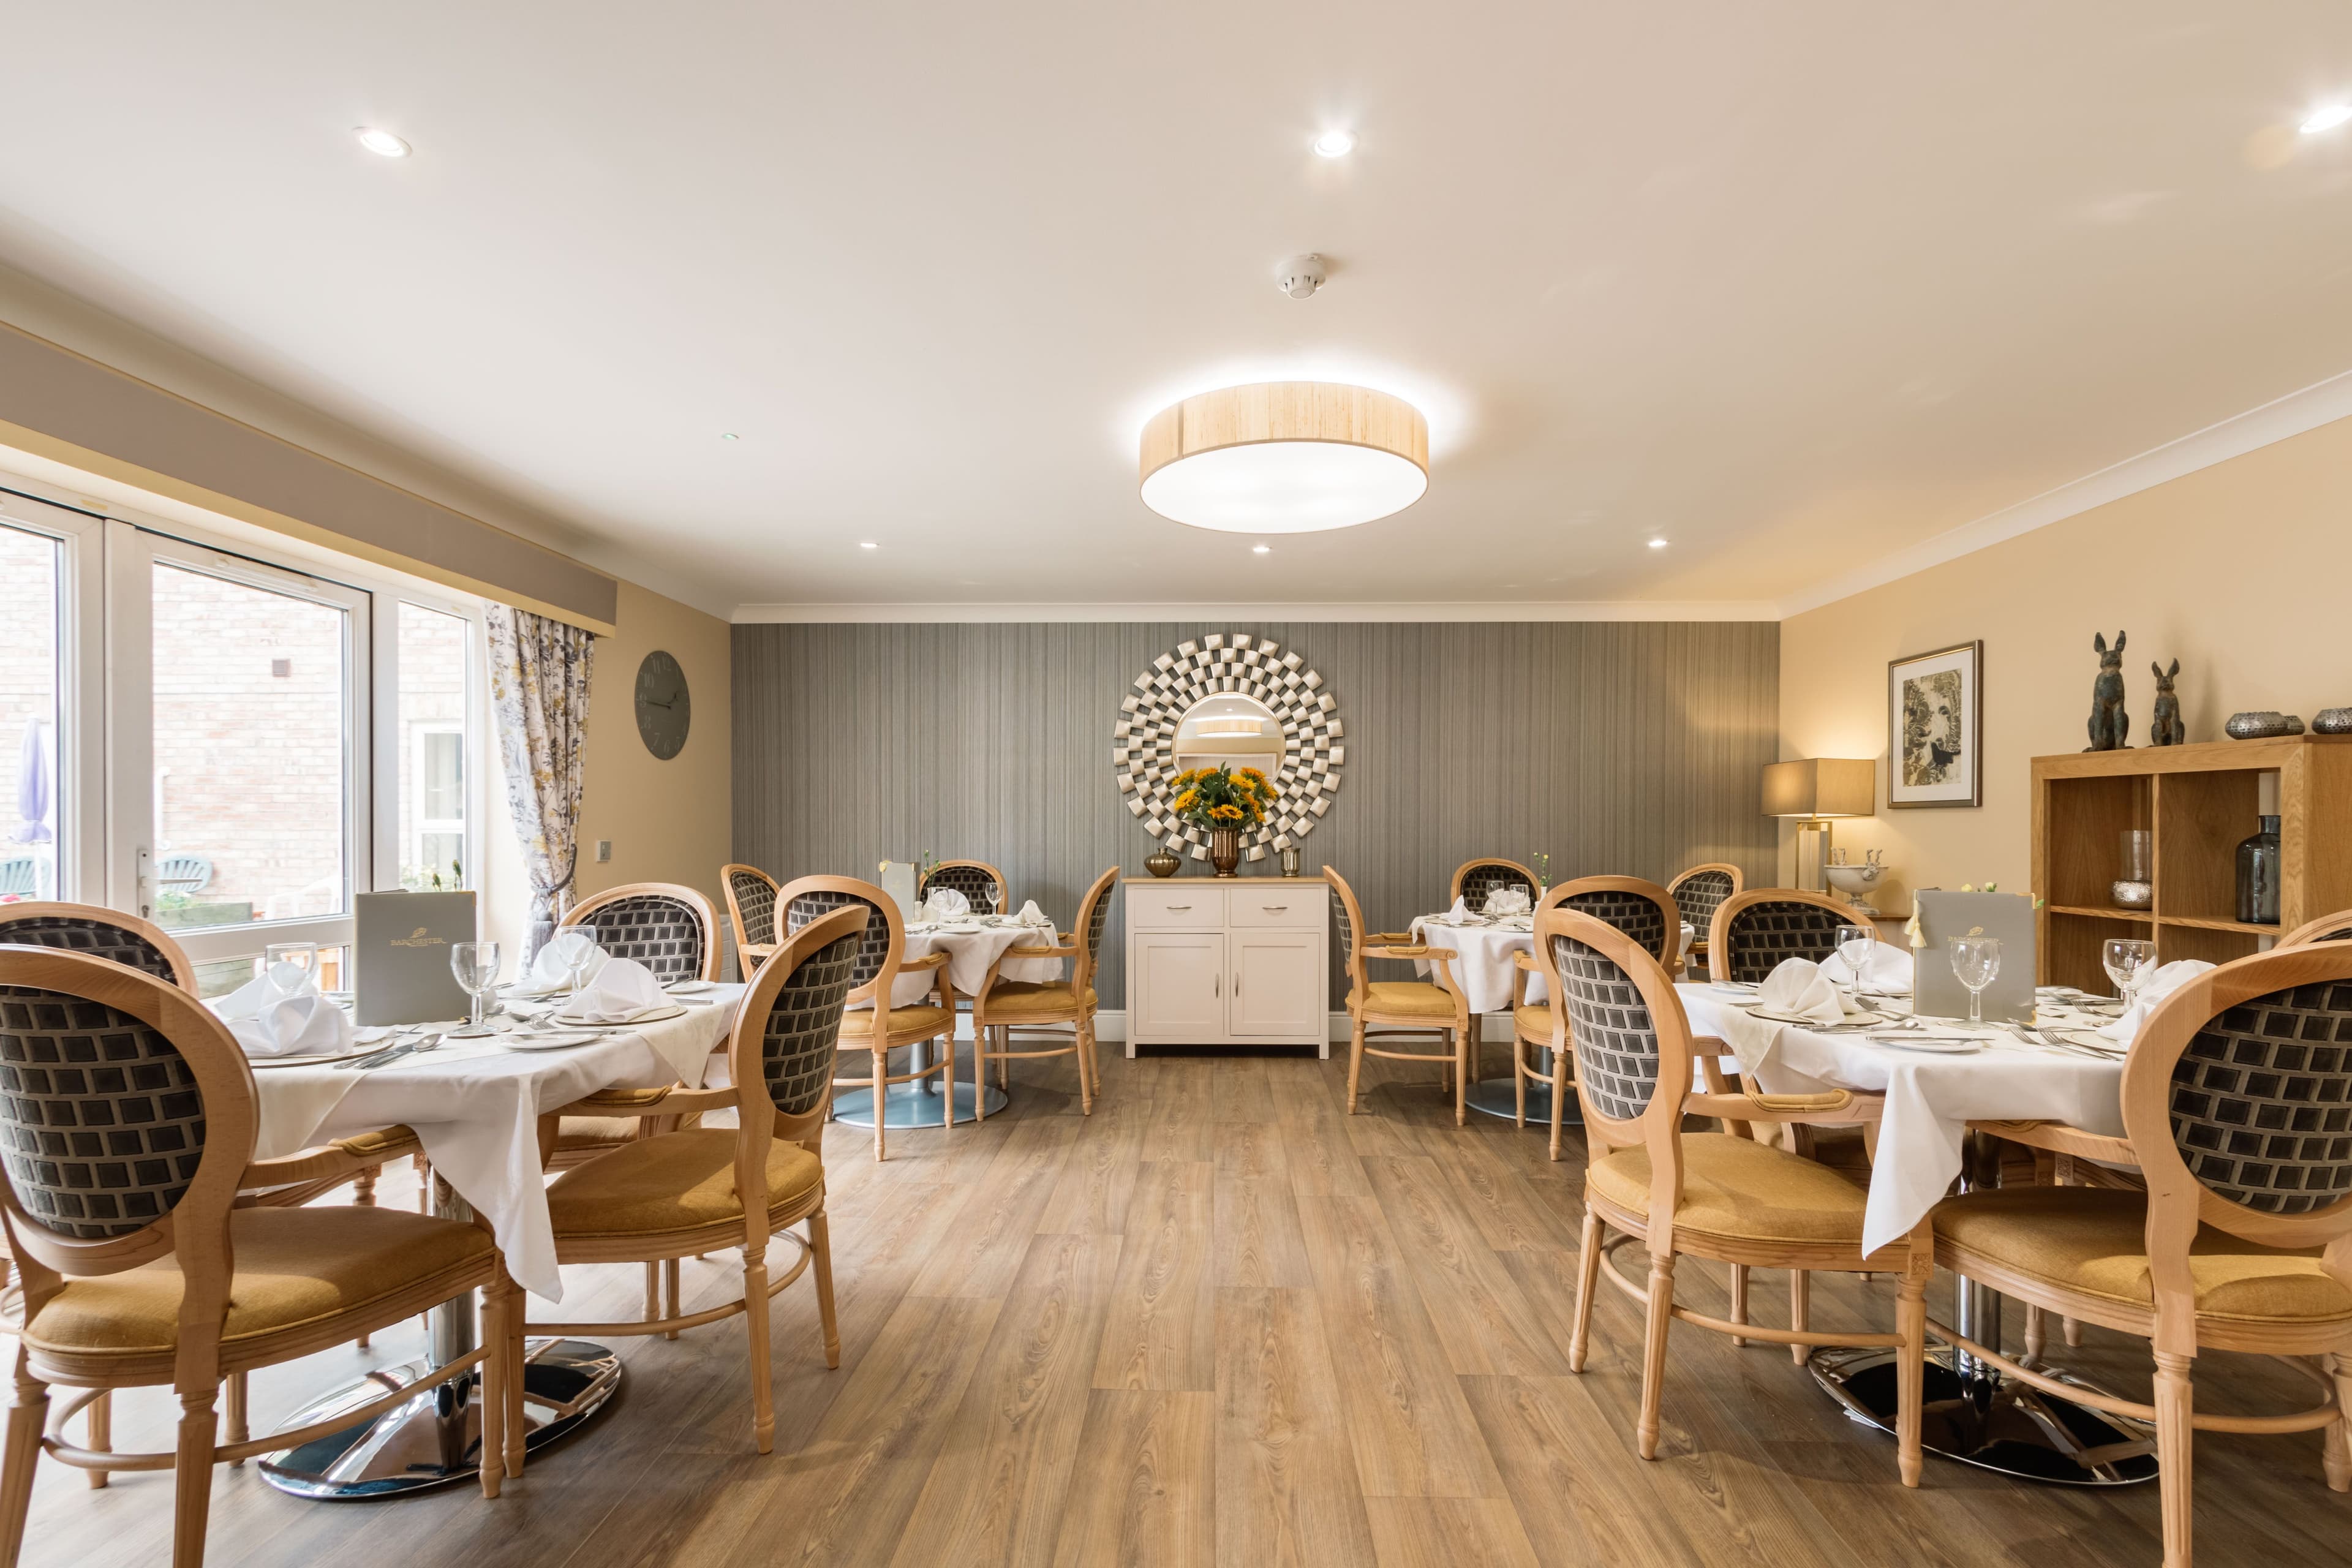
(1208, 829, 1242, 878)
(2237, 814, 2282, 925)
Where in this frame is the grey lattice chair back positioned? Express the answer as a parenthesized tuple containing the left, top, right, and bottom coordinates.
(1667, 865, 1741, 938)
(562, 883, 718, 984)
(922, 861, 1006, 915)
(723, 864, 780, 949)
(756, 925, 863, 1120)
(777, 876, 900, 1000)
(1452, 859, 1537, 911)
(1714, 892, 1869, 984)
(1549, 877, 1676, 965)
(2160, 975, 2352, 1216)
(0, 946, 250, 1257)
(1073, 867, 1120, 990)
(1548, 929, 1665, 1125)
(1324, 868, 1365, 991)
(0, 903, 194, 992)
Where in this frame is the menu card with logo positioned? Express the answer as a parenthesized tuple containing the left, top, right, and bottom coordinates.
(1912, 889, 2035, 1023)
(355, 891, 475, 1025)
(876, 862, 919, 922)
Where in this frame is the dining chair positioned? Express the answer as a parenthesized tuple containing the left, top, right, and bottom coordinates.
(721, 862, 782, 971)
(1665, 864, 1744, 979)
(1509, 876, 1679, 1161)
(2279, 908, 2352, 948)
(970, 867, 1118, 1117)
(0, 946, 516, 1567)
(778, 875, 954, 1163)
(1544, 908, 1932, 1483)
(1449, 858, 1538, 913)
(530, 904, 866, 1460)
(543, 883, 726, 1178)
(1925, 943, 2352, 1566)
(920, 859, 1009, 916)
(1327, 867, 1472, 1124)
(0, 903, 194, 992)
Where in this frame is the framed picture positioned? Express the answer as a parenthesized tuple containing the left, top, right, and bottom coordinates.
(1888, 640, 1982, 809)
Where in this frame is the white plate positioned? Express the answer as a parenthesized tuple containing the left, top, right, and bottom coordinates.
(1747, 1006, 1887, 1027)
(2053, 1027, 2130, 1053)
(666, 979, 716, 995)
(541, 1003, 688, 1028)
(502, 1030, 600, 1051)
(942, 924, 984, 935)
(246, 1041, 388, 1068)
(1868, 1035, 1983, 1054)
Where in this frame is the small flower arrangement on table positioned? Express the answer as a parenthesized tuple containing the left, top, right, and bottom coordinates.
(1170, 764, 1278, 876)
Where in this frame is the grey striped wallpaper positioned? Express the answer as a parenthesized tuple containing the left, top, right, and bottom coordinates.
(732, 621, 1779, 1008)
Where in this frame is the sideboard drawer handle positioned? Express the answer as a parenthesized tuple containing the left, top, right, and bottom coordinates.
(1165, 903, 1191, 911)
(1261, 904, 1288, 912)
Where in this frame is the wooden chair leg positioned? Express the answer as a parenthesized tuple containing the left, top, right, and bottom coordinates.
(997, 1028, 1010, 1092)
(477, 1285, 507, 1500)
(1512, 1036, 1528, 1128)
(2152, 1351, 2195, 1568)
(353, 1163, 379, 1208)
(1637, 1253, 1678, 1459)
(2023, 1305, 2046, 1365)
(742, 1243, 776, 1454)
(2324, 1352, 2351, 1493)
(224, 1371, 249, 1463)
(663, 1259, 682, 1340)
(172, 1387, 221, 1568)
(1345, 1019, 1366, 1114)
(0, 1355, 48, 1562)
(1894, 1272, 1928, 1487)
(810, 1212, 843, 1369)
(1453, 1028, 1468, 1127)
(1788, 1270, 1811, 1366)
(1548, 1048, 1569, 1162)
(1076, 1021, 1096, 1115)
(1568, 1210, 1604, 1373)
(872, 1045, 889, 1163)
(1728, 1264, 1749, 1348)
(505, 1276, 527, 1479)
(644, 1260, 662, 1324)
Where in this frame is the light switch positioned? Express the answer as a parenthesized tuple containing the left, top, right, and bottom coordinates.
(595, 840, 612, 863)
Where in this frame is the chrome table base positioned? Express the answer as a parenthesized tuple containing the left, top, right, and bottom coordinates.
(831, 1039, 1009, 1129)
(1461, 1078, 1580, 1125)
(258, 1338, 621, 1499)
(1811, 1345, 2158, 1485)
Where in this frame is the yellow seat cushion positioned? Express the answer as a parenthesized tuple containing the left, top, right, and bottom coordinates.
(839, 1003, 953, 1039)
(546, 1128, 823, 1238)
(1359, 981, 1458, 1019)
(23, 1207, 492, 1357)
(1932, 1186, 2352, 1324)
(1513, 1001, 1557, 1040)
(982, 982, 1098, 1019)
(1587, 1132, 1869, 1247)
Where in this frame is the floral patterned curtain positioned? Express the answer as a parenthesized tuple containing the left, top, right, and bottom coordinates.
(485, 605, 596, 961)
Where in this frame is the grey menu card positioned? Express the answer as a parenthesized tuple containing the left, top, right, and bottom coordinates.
(355, 891, 475, 1025)
(1911, 889, 2035, 1023)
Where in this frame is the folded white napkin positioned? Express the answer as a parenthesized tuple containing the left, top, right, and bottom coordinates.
(551, 956, 665, 1024)
(1483, 886, 1532, 916)
(213, 973, 356, 1058)
(1819, 941, 1915, 991)
(527, 932, 609, 992)
(921, 887, 971, 922)
(2097, 959, 2217, 1043)
(1441, 897, 1470, 924)
(1014, 899, 1053, 929)
(1756, 958, 1848, 1025)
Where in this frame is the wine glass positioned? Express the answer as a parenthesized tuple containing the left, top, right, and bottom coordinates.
(552, 929, 601, 999)
(2102, 937, 2158, 1014)
(449, 941, 501, 1038)
(1949, 936, 2002, 1025)
(1834, 926, 1877, 1009)
(260, 941, 318, 1001)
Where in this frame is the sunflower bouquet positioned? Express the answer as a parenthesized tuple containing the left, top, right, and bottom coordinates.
(1169, 763, 1278, 833)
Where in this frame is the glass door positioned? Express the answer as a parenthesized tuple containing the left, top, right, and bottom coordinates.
(107, 522, 373, 993)
(0, 491, 102, 904)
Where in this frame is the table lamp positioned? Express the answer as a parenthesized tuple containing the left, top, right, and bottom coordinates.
(1762, 758, 1875, 892)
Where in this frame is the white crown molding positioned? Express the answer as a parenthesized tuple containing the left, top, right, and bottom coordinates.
(730, 598, 1782, 624)
(1778, 364, 2352, 617)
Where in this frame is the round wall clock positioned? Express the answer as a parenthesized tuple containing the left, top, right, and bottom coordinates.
(633, 649, 691, 760)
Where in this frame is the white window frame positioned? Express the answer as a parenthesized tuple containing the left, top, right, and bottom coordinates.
(0, 488, 104, 905)
(374, 594, 489, 901)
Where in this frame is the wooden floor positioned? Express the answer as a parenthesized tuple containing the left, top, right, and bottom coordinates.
(16, 1046, 2348, 1567)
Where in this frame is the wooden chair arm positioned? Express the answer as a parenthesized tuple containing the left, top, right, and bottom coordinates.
(241, 1125, 422, 1189)
(552, 1084, 741, 1119)
(1970, 1119, 2140, 1167)
(1367, 944, 1453, 966)
(1006, 941, 1076, 959)
(1370, 931, 1416, 944)
(1511, 950, 1541, 971)
(900, 951, 950, 971)
(1687, 1089, 1880, 1125)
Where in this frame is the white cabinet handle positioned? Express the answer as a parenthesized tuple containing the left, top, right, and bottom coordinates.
(1166, 903, 1192, 911)
(1214, 973, 1220, 996)
(1261, 903, 1288, 912)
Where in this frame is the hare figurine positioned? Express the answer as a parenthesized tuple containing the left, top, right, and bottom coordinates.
(2150, 658, 2184, 747)
(2086, 631, 2131, 751)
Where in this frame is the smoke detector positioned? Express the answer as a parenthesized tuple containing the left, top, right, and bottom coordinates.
(1274, 253, 1328, 300)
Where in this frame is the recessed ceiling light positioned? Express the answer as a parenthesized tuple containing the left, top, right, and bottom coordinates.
(353, 127, 411, 158)
(1648, 537, 1669, 549)
(1313, 130, 1355, 159)
(2301, 103, 2352, 135)
(858, 541, 879, 550)
(1251, 544, 1272, 554)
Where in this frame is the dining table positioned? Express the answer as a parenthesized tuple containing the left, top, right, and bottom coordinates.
(241, 980, 743, 1499)
(834, 915, 1066, 1129)
(1680, 978, 2160, 1487)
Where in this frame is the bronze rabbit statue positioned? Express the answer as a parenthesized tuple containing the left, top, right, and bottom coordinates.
(2150, 658, 2184, 746)
(2086, 630, 2130, 751)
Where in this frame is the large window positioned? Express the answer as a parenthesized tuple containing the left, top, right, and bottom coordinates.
(396, 601, 472, 891)
(0, 524, 62, 902)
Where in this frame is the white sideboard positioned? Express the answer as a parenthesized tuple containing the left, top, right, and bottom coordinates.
(1123, 876, 1329, 1056)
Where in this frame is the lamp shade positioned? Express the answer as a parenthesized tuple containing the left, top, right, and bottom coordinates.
(1762, 758, 1876, 819)
(1139, 382, 1428, 533)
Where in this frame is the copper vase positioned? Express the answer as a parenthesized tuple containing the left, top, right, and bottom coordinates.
(1208, 829, 1241, 878)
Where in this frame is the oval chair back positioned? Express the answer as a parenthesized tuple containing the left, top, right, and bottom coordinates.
(0, 902, 196, 992)
(1531, 909, 1697, 1187)
(720, 863, 781, 954)
(561, 883, 720, 984)
(776, 875, 906, 1011)
(1324, 867, 1371, 998)
(1071, 866, 1120, 999)
(1539, 876, 1679, 971)
(1665, 865, 1742, 944)
(2278, 910, 2352, 949)
(1450, 858, 1537, 913)
(1708, 889, 1875, 985)
(921, 860, 1008, 916)
(725, 905, 869, 1158)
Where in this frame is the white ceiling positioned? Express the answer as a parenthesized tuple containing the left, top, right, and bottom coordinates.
(4, 2, 2352, 616)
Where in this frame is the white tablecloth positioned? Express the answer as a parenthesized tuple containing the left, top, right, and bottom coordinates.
(1679, 983, 2124, 1258)
(251, 987, 743, 1299)
(1409, 915, 1697, 1016)
(883, 920, 1065, 1007)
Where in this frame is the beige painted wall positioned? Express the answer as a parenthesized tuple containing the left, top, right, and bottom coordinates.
(486, 579, 734, 972)
(1778, 412, 2352, 913)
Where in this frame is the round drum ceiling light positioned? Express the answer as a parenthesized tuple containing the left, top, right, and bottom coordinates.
(1139, 381, 1428, 533)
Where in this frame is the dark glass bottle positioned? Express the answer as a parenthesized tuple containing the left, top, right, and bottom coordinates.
(2237, 814, 2282, 925)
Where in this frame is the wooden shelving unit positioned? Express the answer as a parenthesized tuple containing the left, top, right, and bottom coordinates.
(2030, 736, 2352, 989)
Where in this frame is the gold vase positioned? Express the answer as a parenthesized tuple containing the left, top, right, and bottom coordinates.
(1145, 842, 1181, 878)
(1208, 829, 1242, 878)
